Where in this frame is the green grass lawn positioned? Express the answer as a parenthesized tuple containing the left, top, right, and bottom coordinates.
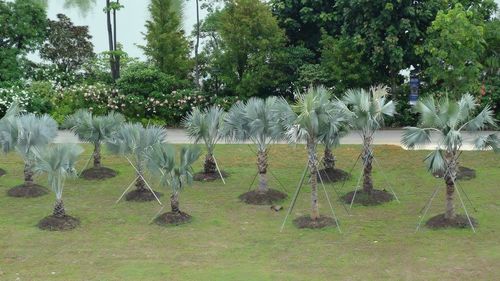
(1, 144, 499, 280)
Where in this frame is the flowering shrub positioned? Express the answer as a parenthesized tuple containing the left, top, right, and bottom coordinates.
(0, 85, 52, 117)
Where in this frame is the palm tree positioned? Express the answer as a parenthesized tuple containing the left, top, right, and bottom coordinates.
(0, 113, 58, 197)
(146, 144, 201, 225)
(106, 123, 167, 202)
(318, 124, 350, 182)
(0, 102, 21, 176)
(64, 109, 125, 179)
(224, 97, 287, 204)
(341, 85, 396, 205)
(33, 143, 83, 231)
(183, 105, 226, 181)
(277, 86, 352, 228)
(402, 94, 498, 228)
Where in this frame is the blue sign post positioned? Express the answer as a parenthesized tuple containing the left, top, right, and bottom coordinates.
(409, 77, 419, 106)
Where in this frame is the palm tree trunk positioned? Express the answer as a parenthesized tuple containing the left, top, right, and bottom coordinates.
(24, 162, 34, 187)
(362, 136, 373, 194)
(194, 0, 200, 88)
(170, 192, 180, 213)
(307, 139, 320, 220)
(444, 151, 457, 219)
(204, 153, 216, 174)
(257, 149, 269, 193)
(323, 147, 335, 169)
(93, 142, 101, 168)
(53, 199, 66, 217)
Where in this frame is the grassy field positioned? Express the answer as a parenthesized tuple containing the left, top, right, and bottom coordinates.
(0, 144, 499, 280)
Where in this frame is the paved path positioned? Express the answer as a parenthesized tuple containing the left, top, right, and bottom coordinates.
(54, 129, 499, 151)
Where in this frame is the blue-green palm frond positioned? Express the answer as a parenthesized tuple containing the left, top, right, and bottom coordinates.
(183, 105, 225, 154)
(401, 127, 433, 149)
(474, 133, 499, 153)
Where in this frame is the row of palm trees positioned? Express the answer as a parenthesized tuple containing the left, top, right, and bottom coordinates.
(0, 85, 498, 230)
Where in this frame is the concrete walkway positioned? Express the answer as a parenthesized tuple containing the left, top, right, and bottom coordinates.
(54, 129, 499, 151)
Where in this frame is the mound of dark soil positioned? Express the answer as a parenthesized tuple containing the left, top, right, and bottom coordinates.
(317, 168, 350, 183)
(426, 214, 478, 229)
(293, 215, 337, 229)
(0, 168, 6, 177)
(38, 215, 80, 231)
(432, 166, 476, 181)
(80, 167, 117, 180)
(154, 211, 192, 226)
(193, 171, 229, 182)
(239, 189, 287, 205)
(341, 189, 394, 206)
(7, 184, 49, 198)
(125, 189, 163, 202)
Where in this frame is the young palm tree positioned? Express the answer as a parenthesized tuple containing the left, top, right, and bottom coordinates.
(183, 105, 226, 181)
(341, 85, 396, 205)
(224, 97, 287, 204)
(318, 124, 350, 182)
(64, 109, 125, 179)
(402, 94, 498, 228)
(278, 86, 352, 228)
(146, 144, 201, 225)
(106, 123, 167, 202)
(0, 113, 58, 197)
(33, 143, 83, 231)
(0, 102, 21, 176)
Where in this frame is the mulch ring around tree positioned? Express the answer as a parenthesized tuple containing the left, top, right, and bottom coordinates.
(293, 215, 337, 229)
(239, 189, 287, 205)
(317, 168, 350, 183)
(125, 189, 163, 202)
(432, 166, 476, 181)
(7, 184, 49, 198)
(154, 211, 192, 226)
(341, 189, 394, 206)
(80, 167, 117, 180)
(426, 214, 478, 229)
(0, 168, 6, 177)
(193, 170, 229, 182)
(38, 215, 80, 231)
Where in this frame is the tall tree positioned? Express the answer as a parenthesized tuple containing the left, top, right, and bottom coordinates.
(142, 0, 191, 79)
(402, 94, 498, 229)
(418, 4, 486, 97)
(207, 0, 286, 97)
(40, 14, 95, 73)
(104, 0, 123, 81)
(0, 0, 47, 82)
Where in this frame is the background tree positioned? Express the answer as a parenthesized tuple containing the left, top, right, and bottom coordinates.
(0, 113, 58, 197)
(335, 0, 448, 88)
(142, 0, 191, 79)
(480, 18, 500, 119)
(183, 105, 225, 181)
(320, 35, 373, 95)
(270, 0, 337, 57)
(146, 144, 201, 225)
(40, 13, 95, 73)
(418, 4, 486, 97)
(341, 85, 396, 206)
(224, 97, 287, 204)
(0, 0, 47, 82)
(64, 109, 125, 180)
(106, 123, 167, 202)
(203, 0, 287, 97)
(34, 143, 83, 231)
(278, 86, 352, 228)
(401, 94, 498, 229)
